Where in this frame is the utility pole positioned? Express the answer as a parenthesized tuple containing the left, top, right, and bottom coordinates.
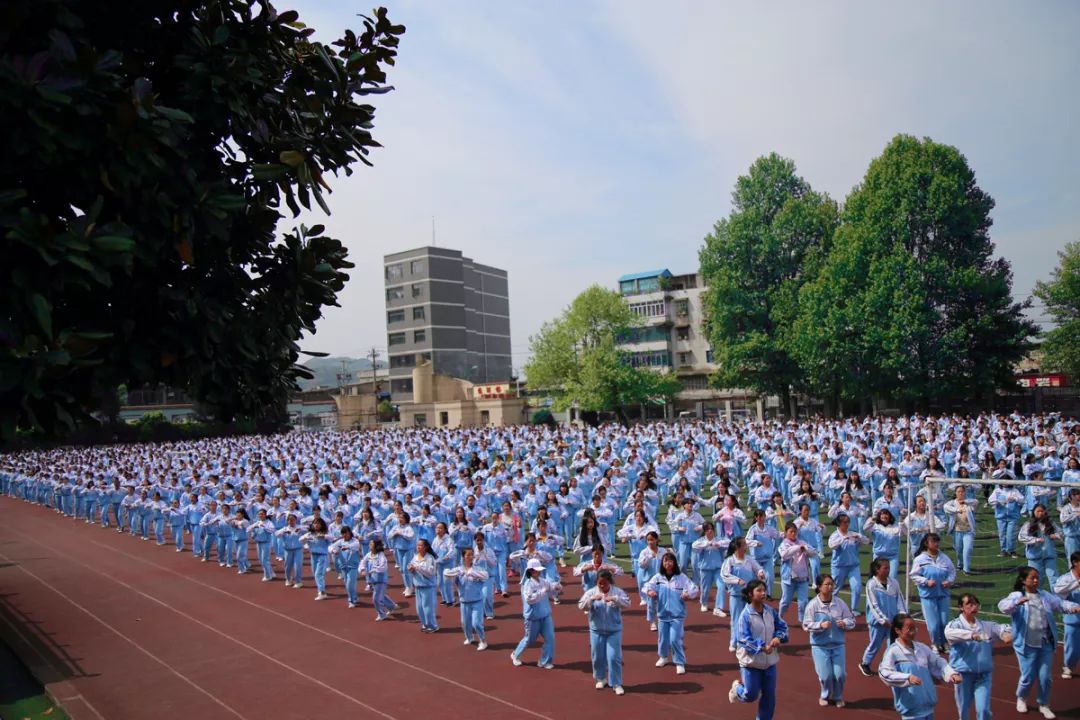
(368, 347, 380, 425)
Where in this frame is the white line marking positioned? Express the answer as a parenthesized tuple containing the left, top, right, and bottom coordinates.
(0, 546, 248, 720)
(3, 528, 400, 720)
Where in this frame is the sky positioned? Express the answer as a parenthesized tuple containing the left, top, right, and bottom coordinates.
(289, 0, 1080, 370)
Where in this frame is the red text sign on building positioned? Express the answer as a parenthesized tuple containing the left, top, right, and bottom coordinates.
(1016, 374, 1067, 388)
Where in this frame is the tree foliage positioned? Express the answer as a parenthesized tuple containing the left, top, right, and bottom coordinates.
(0, 0, 404, 438)
(1034, 240, 1080, 378)
(524, 285, 681, 423)
(699, 153, 839, 410)
(792, 135, 1034, 409)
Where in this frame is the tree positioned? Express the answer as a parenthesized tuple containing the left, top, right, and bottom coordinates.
(699, 153, 839, 416)
(524, 286, 681, 424)
(1034, 241, 1080, 378)
(794, 135, 1034, 411)
(0, 1, 404, 438)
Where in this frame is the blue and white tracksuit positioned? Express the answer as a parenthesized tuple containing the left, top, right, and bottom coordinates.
(879, 640, 957, 720)
(803, 595, 856, 702)
(945, 616, 1009, 720)
(578, 584, 630, 688)
(911, 552, 956, 648)
(733, 603, 789, 720)
(513, 576, 558, 665)
(643, 572, 699, 666)
(862, 575, 906, 668)
(1054, 570, 1080, 675)
(998, 590, 1079, 707)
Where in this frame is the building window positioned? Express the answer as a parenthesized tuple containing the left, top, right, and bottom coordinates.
(674, 299, 689, 316)
(414, 330, 426, 343)
(681, 375, 709, 390)
(390, 354, 415, 369)
(414, 413, 427, 427)
(386, 286, 405, 301)
(678, 351, 692, 365)
(627, 300, 665, 318)
(676, 326, 690, 341)
(385, 264, 403, 281)
(480, 410, 490, 425)
(619, 280, 637, 296)
(637, 276, 660, 293)
(412, 306, 425, 320)
(388, 332, 406, 346)
(391, 378, 413, 394)
(619, 326, 668, 344)
(411, 283, 423, 298)
(706, 348, 714, 363)
(628, 350, 671, 368)
(439, 411, 449, 426)
(387, 310, 404, 323)
(410, 260, 424, 275)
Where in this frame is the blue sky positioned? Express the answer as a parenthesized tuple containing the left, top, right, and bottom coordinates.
(291, 0, 1080, 369)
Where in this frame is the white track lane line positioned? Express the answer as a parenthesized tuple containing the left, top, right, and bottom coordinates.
(2, 531, 399, 720)
(0, 546, 249, 720)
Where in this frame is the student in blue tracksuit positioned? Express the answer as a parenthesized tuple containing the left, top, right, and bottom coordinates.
(945, 593, 1012, 720)
(988, 483, 1024, 557)
(691, 521, 727, 614)
(636, 532, 665, 631)
(910, 533, 956, 654)
(511, 557, 561, 668)
(445, 548, 489, 647)
(406, 538, 439, 630)
(248, 509, 277, 581)
(275, 514, 305, 587)
(573, 545, 621, 595)
(1061, 489, 1080, 561)
(879, 613, 961, 720)
(578, 569, 629, 696)
(643, 550, 699, 675)
(230, 509, 251, 574)
(746, 510, 781, 598)
(472, 532, 499, 619)
(860, 557, 907, 676)
(301, 517, 331, 600)
(778, 523, 816, 620)
(482, 512, 511, 598)
(721, 537, 766, 652)
(165, 499, 187, 552)
(1019, 505, 1063, 591)
(432, 523, 457, 605)
(864, 508, 901, 580)
(728, 579, 788, 720)
(828, 514, 870, 614)
(803, 575, 856, 707)
(329, 526, 363, 607)
(360, 539, 400, 620)
(998, 565, 1080, 716)
(214, 504, 231, 565)
(1055, 551, 1080, 680)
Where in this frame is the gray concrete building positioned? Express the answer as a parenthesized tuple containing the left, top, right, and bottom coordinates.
(384, 247, 511, 402)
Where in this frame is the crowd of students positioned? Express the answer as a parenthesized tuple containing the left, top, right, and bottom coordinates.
(2, 411, 1080, 719)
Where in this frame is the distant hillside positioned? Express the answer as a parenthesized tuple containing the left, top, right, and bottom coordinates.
(297, 356, 382, 391)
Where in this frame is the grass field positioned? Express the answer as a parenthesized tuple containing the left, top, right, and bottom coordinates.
(0, 640, 69, 720)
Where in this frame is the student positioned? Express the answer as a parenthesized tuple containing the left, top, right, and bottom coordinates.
(945, 593, 1012, 720)
(579, 569, 629, 696)
(988, 482, 1024, 557)
(1059, 489, 1080, 563)
(998, 566, 1080, 717)
(406, 538, 439, 631)
(573, 545, 622, 595)
(728, 579, 788, 720)
(1019, 505, 1063, 590)
(636, 532, 666, 630)
(793, 503, 825, 587)
(275, 514, 305, 588)
(643, 551, 699, 675)
(1054, 551, 1080, 679)
(150, 491, 167, 545)
(432, 522, 457, 605)
(778, 523, 816, 620)
(746, 509, 782, 598)
(482, 512, 511, 598)
(667, 497, 704, 573)
(445, 547, 489, 646)
(879, 613, 962, 720)
(199, 500, 221, 563)
(248, 509, 277, 581)
(165, 499, 187, 552)
(691, 521, 727, 614)
(864, 508, 901, 580)
(828, 513, 870, 614)
(803, 574, 856, 707)
(860, 557, 907, 676)
(230, 509, 251, 574)
(472, 531, 499, 619)
(511, 558, 560, 668)
(300, 517, 331, 600)
(910, 533, 956, 654)
(360, 539, 400, 621)
(386, 510, 417, 597)
(721, 537, 767, 652)
(944, 486, 978, 574)
(329, 526, 363, 607)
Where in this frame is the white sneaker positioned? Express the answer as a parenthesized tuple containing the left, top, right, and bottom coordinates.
(700, 604, 708, 613)
(676, 665, 686, 675)
(477, 642, 487, 651)
(595, 680, 606, 690)
(1063, 666, 1073, 679)
(655, 658, 668, 668)
(294, 583, 303, 589)
(348, 602, 356, 609)
(613, 686, 624, 696)
(728, 679, 741, 704)
(315, 592, 327, 601)
(638, 599, 646, 606)
(1038, 707, 1055, 719)
(511, 653, 522, 667)
(714, 608, 728, 617)
(1017, 699, 1028, 713)
(261, 577, 271, 582)
(650, 622, 657, 631)
(464, 639, 473, 645)
(540, 663, 554, 670)
(403, 589, 414, 597)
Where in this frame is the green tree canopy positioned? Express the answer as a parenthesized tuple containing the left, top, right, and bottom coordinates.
(793, 135, 1034, 410)
(698, 153, 839, 413)
(0, 1, 404, 437)
(524, 285, 681, 424)
(1034, 240, 1080, 378)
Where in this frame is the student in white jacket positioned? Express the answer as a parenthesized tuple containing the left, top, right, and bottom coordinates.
(879, 613, 961, 720)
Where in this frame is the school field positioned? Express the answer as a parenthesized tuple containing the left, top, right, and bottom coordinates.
(1, 496, 1074, 720)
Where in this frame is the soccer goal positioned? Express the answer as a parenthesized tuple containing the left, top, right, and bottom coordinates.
(913, 475, 1077, 633)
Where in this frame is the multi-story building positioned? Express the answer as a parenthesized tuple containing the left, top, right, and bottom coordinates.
(617, 269, 765, 419)
(384, 247, 512, 403)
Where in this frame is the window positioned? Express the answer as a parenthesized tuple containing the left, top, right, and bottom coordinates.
(385, 264, 403, 281)
(619, 280, 637, 296)
(627, 300, 665, 318)
(386, 286, 404, 301)
(388, 332, 406, 346)
(391, 378, 413, 394)
(414, 413, 427, 427)
(628, 350, 671, 368)
(637, 276, 660, 293)
(619, 326, 668, 344)
(480, 410, 490, 425)
(387, 310, 404, 323)
(674, 299, 689, 316)
(676, 326, 690, 341)
(412, 306, 425, 320)
(410, 260, 424, 275)
(706, 349, 714, 363)
(411, 283, 423, 298)
(390, 354, 415, 369)
(678, 351, 692, 365)
(439, 411, 449, 426)
(414, 330, 426, 343)
(681, 375, 709, 390)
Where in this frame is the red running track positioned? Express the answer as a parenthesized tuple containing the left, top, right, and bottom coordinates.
(0, 496, 1074, 720)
